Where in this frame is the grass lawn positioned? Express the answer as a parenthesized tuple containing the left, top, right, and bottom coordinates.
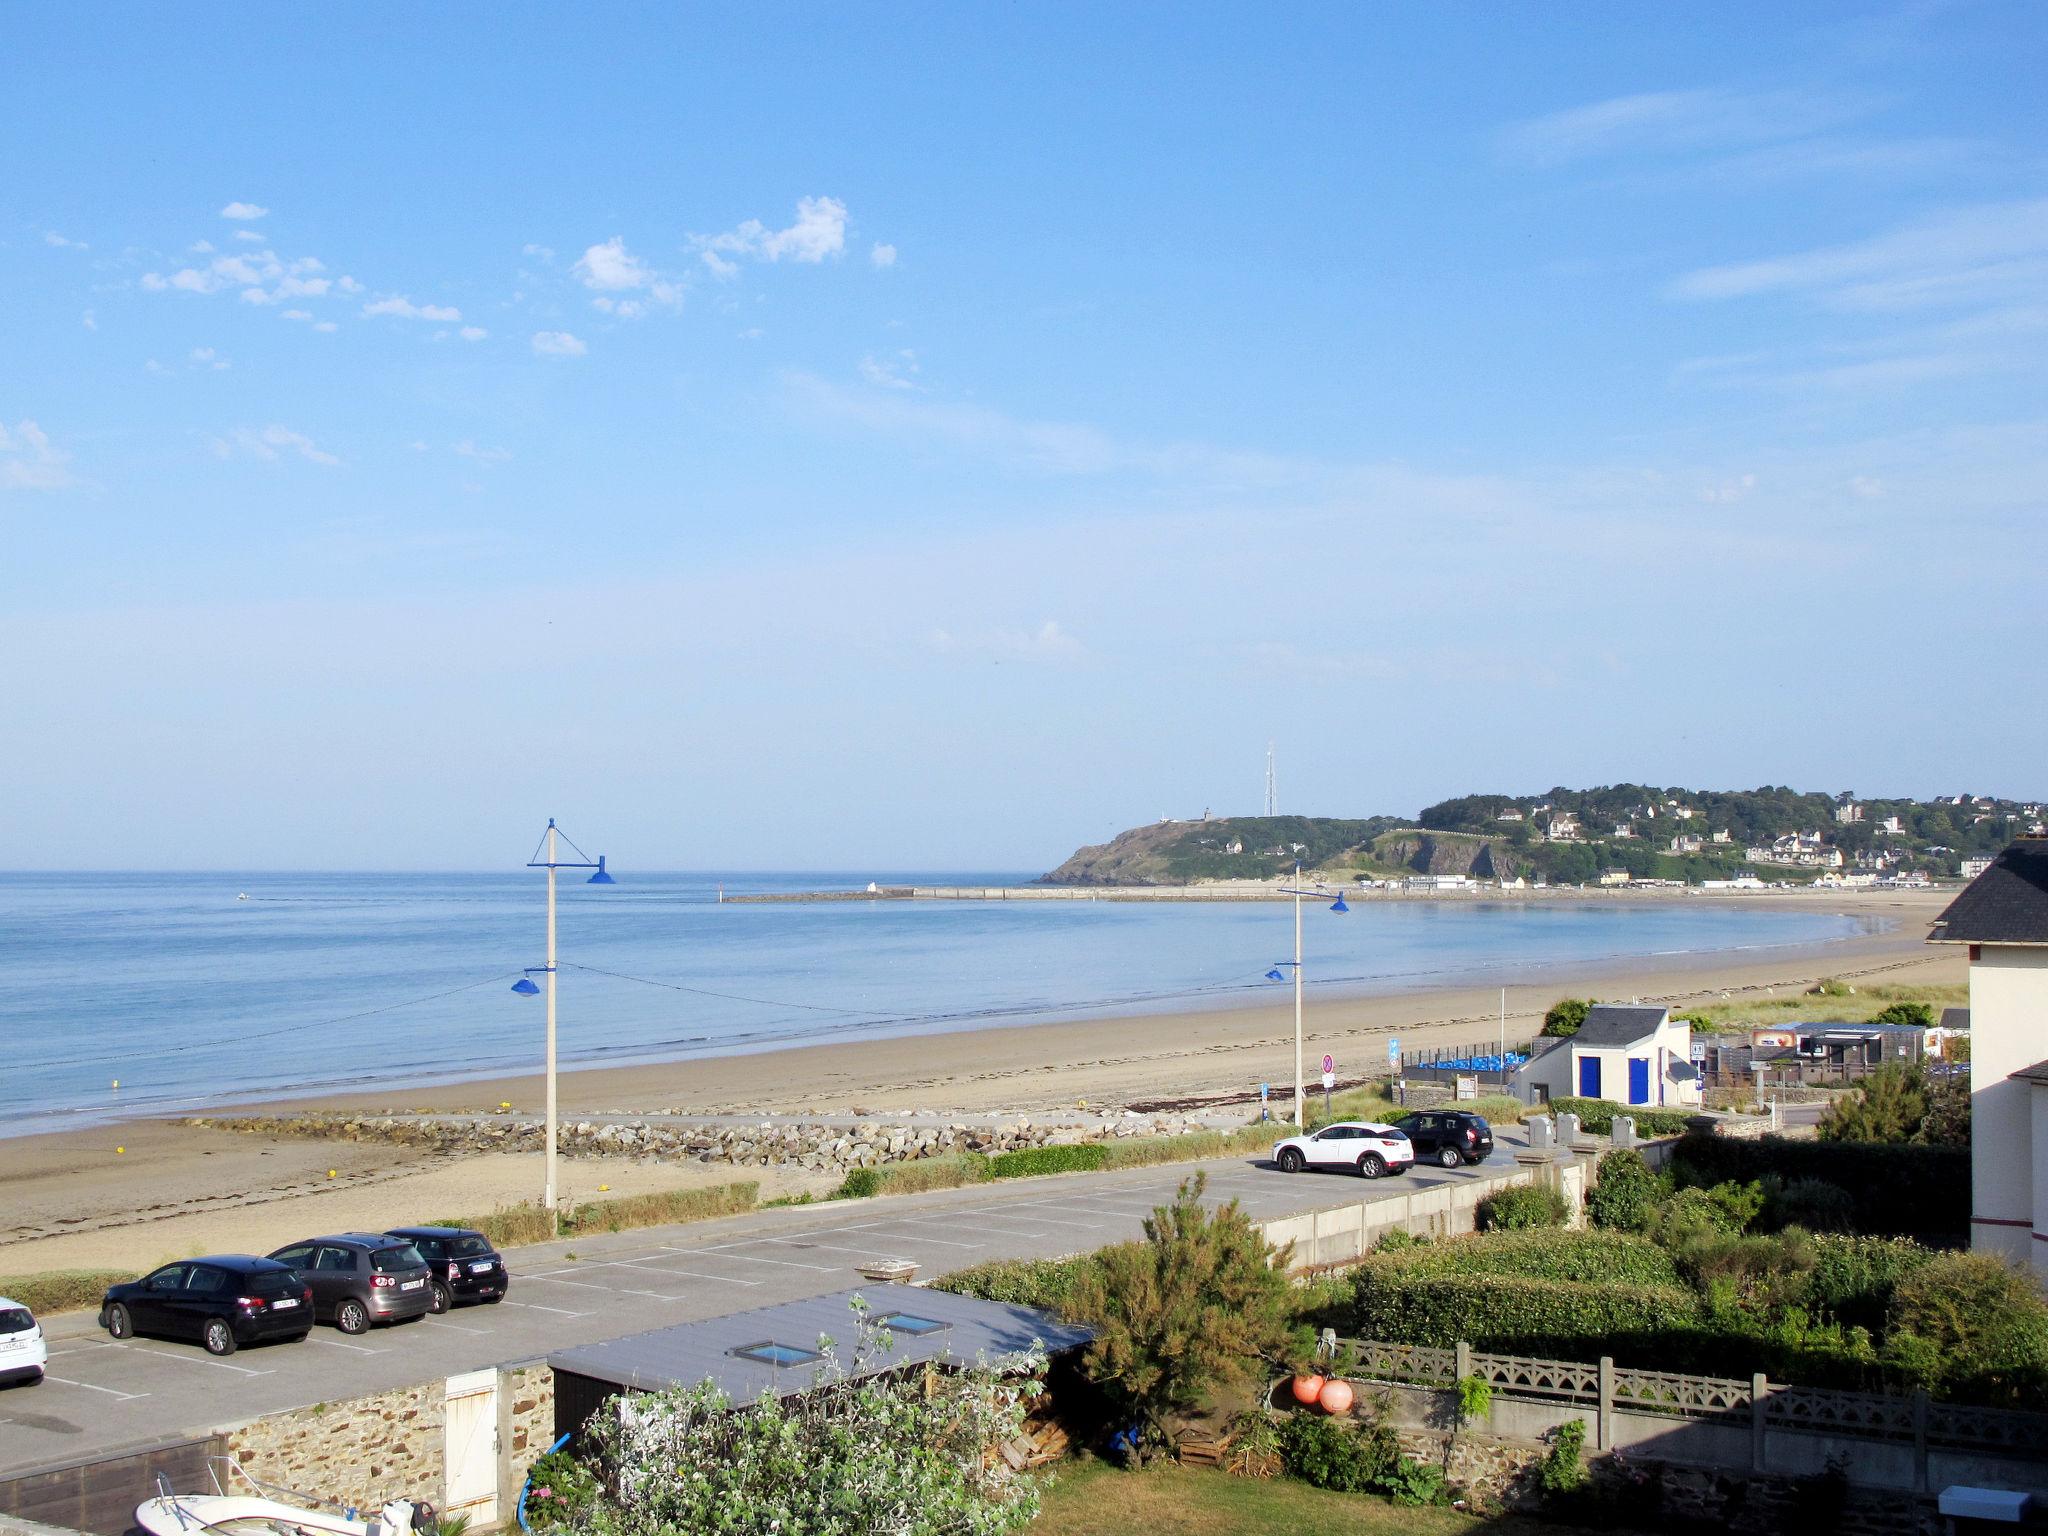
(1675, 981, 1965, 1033)
(1032, 1458, 1565, 1536)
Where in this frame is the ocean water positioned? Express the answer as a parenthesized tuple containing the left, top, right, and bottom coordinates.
(0, 871, 1882, 1134)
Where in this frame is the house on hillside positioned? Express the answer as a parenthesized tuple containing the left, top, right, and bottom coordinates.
(1546, 811, 1582, 842)
(1612, 821, 1635, 838)
(1962, 855, 1994, 879)
(1835, 801, 1864, 824)
(1670, 833, 1704, 854)
(1513, 1004, 1702, 1110)
(1495, 807, 1524, 822)
(1597, 868, 1632, 886)
(1927, 840, 2048, 1283)
(1880, 815, 1905, 835)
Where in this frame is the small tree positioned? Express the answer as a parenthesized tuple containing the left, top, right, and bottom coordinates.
(1870, 1001, 1935, 1028)
(1887, 1252, 2048, 1405)
(1070, 1174, 1308, 1458)
(1542, 998, 1595, 1038)
(1820, 1062, 1928, 1143)
(1586, 1148, 1661, 1232)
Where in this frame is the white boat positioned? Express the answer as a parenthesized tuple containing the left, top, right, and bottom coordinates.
(137, 1457, 431, 1536)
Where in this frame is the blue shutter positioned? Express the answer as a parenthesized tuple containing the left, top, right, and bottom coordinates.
(1628, 1057, 1650, 1106)
(1578, 1055, 1601, 1098)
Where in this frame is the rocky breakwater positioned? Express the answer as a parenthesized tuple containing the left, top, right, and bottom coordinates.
(183, 1112, 1223, 1177)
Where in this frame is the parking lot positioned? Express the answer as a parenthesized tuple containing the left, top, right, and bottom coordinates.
(1, 1128, 1537, 1478)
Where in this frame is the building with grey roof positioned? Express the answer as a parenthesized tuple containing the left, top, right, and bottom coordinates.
(1511, 1003, 1702, 1111)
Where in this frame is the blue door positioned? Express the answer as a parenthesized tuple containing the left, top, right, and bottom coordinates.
(1578, 1055, 1601, 1098)
(1627, 1057, 1650, 1105)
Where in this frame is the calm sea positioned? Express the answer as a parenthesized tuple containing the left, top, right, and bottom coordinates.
(0, 872, 1881, 1135)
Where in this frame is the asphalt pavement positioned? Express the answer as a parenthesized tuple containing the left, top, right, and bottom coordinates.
(0, 1129, 1540, 1479)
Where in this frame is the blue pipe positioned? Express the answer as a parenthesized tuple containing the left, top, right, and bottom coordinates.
(515, 1434, 573, 1533)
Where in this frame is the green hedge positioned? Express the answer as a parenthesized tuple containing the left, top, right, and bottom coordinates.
(1549, 1097, 1694, 1136)
(987, 1144, 1108, 1178)
(1354, 1269, 1700, 1359)
(1806, 1234, 1938, 1333)
(1476, 1183, 1570, 1231)
(1354, 1228, 1682, 1287)
(1668, 1134, 1967, 1244)
(0, 1269, 127, 1317)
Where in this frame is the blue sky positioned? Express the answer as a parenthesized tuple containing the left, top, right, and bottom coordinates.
(5, 2, 2045, 870)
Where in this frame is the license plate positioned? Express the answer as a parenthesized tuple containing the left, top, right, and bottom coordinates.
(470, 1262, 495, 1274)
(400, 1279, 424, 1291)
(271, 1298, 299, 1310)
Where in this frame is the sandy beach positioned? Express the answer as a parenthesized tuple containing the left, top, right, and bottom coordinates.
(0, 887, 1960, 1277)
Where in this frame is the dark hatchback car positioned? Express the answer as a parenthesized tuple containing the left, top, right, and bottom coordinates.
(100, 1257, 312, 1356)
(1393, 1110, 1496, 1168)
(385, 1227, 510, 1313)
(267, 1234, 433, 1334)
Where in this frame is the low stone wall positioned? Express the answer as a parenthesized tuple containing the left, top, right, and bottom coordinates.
(224, 1379, 444, 1513)
(1259, 1157, 1590, 1268)
(508, 1364, 556, 1464)
(185, 1113, 1226, 1177)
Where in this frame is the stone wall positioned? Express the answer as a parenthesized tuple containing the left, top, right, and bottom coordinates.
(224, 1379, 444, 1513)
(508, 1364, 556, 1465)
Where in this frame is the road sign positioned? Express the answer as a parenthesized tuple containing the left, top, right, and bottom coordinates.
(1322, 1070, 1335, 1090)
(1260, 1082, 1269, 1100)
(1322, 1053, 1335, 1075)
(1387, 1038, 1401, 1065)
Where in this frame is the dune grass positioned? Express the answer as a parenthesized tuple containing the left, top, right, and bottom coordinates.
(1305, 1087, 1524, 1132)
(0, 1268, 128, 1317)
(432, 1179, 760, 1247)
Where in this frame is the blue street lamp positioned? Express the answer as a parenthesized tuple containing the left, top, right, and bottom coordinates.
(510, 818, 617, 1215)
(1268, 861, 1351, 1127)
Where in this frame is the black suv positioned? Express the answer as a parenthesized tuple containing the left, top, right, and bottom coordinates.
(385, 1226, 510, 1312)
(100, 1256, 312, 1355)
(267, 1234, 433, 1334)
(1393, 1110, 1495, 1168)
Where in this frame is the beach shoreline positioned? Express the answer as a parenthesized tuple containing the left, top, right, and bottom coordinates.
(0, 887, 1958, 1275)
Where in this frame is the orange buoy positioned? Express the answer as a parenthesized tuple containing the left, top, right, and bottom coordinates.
(1290, 1374, 1325, 1405)
(1318, 1378, 1355, 1416)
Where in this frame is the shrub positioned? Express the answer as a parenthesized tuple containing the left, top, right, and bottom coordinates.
(1379, 1456, 1451, 1507)
(1356, 1228, 1681, 1287)
(0, 1269, 129, 1317)
(1871, 1002, 1935, 1028)
(1820, 1062, 1930, 1143)
(1806, 1235, 1935, 1333)
(1071, 1175, 1307, 1455)
(932, 1253, 1108, 1315)
(1651, 1181, 1764, 1245)
(1542, 999, 1594, 1037)
(1353, 1268, 1698, 1359)
(1586, 1149, 1662, 1232)
(834, 1167, 881, 1199)
(1550, 1097, 1693, 1136)
(1103, 1124, 1288, 1167)
(1278, 1412, 1383, 1492)
(1373, 1227, 1425, 1253)
(1762, 1177, 1856, 1234)
(1667, 1134, 1966, 1243)
(521, 1446, 599, 1529)
(1477, 1183, 1569, 1231)
(435, 1181, 759, 1247)
(836, 1154, 990, 1200)
(987, 1144, 1107, 1178)
(1540, 1419, 1589, 1496)
(1886, 1252, 2048, 1405)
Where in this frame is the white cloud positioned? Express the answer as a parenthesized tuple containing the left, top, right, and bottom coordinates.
(695, 196, 850, 269)
(141, 249, 342, 306)
(574, 237, 649, 290)
(281, 308, 314, 322)
(870, 242, 897, 269)
(220, 201, 269, 220)
(858, 349, 920, 390)
(313, 321, 339, 333)
(190, 346, 230, 371)
(233, 229, 265, 242)
(453, 439, 511, 463)
(43, 231, 86, 250)
(1671, 199, 2048, 311)
(531, 330, 587, 356)
(459, 325, 488, 342)
(1698, 473, 1758, 504)
(0, 420, 73, 491)
(924, 619, 1086, 664)
(81, 309, 96, 330)
(1850, 476, 1886, 498)
(522, 243, 556, 263)
(188, 240, 215, 254)
(363, 295, 463, 322)
(209, 425, 340, 466)
(1500, 88, 1865, 166)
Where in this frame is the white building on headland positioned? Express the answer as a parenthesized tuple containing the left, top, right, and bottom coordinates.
(1927, 840, 2048, 1285)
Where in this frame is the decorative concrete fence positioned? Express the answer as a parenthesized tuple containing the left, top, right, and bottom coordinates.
(1341, 1337, 2048, 1493)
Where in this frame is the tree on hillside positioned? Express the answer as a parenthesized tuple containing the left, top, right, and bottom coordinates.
(1542, 998, 1595, 1037)
(1069, 1174, 1307, 1460)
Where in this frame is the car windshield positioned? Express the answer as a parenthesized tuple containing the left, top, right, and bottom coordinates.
(1469, 1117, 1490, 1129)
(447, 1236, 494, 1259)
(371, 1244, 425, 1272)
(246, 1270, 298, 1297)
(0, 1308, 33, 1334)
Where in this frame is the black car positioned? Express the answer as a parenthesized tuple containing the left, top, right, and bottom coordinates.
(385, 1226, 510, 1312)
(267, 1233, 434, 1334)
(1393, 1110, 1496, 1168)
(99, 1256, 312, 1356)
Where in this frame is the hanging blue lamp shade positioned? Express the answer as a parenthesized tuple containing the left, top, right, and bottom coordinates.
(1266, 968, 1285, 982)
(1328, 892, 1350, 913)
(511, 977, 541, 995)
(588, 855, 615, 885)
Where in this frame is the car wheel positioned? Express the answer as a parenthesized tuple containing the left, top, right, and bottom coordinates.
(335, 1299, 370, 1336)
(105, 1303, 133, 1340)
(203, 1318, 237, 1357)
(1277, 1148, 1304, 1174)
(1437, 1146, 1462, 1169)
(1357, 1153, 1386, 1180)
(428, 1282, 451, 1315)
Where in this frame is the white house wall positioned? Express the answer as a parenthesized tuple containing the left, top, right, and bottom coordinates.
(1969, 946, 2048, 1273)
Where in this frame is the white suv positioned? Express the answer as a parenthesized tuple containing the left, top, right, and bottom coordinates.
(0, 1297, 47, 1387)
(1271, 1121, 1414, 1180)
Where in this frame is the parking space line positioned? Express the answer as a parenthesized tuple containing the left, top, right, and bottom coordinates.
(498, 1301, 587, 1317)
(517, 1274, 623, 1293)
(609, 1260, 761, 1287)
(420, 1317, 489, 1335)
(46, 1340, 120, 1357)
(885, 1216, 1050, 1239)
(686, 1247, 840, 1272)
(42, 1375, 149, 1402)
(838, 1223, 979, 1249)
(117, 1344, 271, 1378)
(756, 1237, 920, 1262)
(307, 1338, 385, 1355)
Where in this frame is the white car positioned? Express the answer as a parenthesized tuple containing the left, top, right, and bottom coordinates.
(0, 1297, 47, 1388)
(1271, 1121, 1415, 1179)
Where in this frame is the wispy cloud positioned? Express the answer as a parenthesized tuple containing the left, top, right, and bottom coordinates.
(190, 346, 230, 372)
(0, 421, 73, 491)
(452, 439, 511, 463)
(870, 242, 897, 269)
(695, 196, 850, 276)
(923, 619, 1086, 663)
(1501, 87, 1867, 166)
(363, 294, 463, 322)
(208, 425, 340, 466)
(141, 248, 353, 306)
(43, 230, 87, 251)
(572, 236, 684, 316)
(220, 201, 268, 220)
(858, 349, 920, 390)
(532, 330, 587, 357)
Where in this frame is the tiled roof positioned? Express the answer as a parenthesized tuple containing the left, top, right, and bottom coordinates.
(1570, 1004, 1672, 1048)
(1928, 840, 2048, 945)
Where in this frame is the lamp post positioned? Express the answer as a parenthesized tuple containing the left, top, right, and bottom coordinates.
(512, 818, 615, 1217)
(1267, 861, 1350, 1127)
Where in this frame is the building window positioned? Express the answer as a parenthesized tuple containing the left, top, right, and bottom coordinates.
(873, 1313, 950, 1337)
(729, 1341, 822, 1367)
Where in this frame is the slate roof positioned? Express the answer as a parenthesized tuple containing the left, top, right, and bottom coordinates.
(1569, 1004, 1672, 1048)
(548, 1284, 1091, 1406)
(2011, 1059, 2048, 1086)
(1928, 840, 2048, 945)
(1939, 1007, 1971, 1032)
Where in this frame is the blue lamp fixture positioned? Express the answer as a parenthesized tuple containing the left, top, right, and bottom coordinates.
(518, 818, 618, 1220)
